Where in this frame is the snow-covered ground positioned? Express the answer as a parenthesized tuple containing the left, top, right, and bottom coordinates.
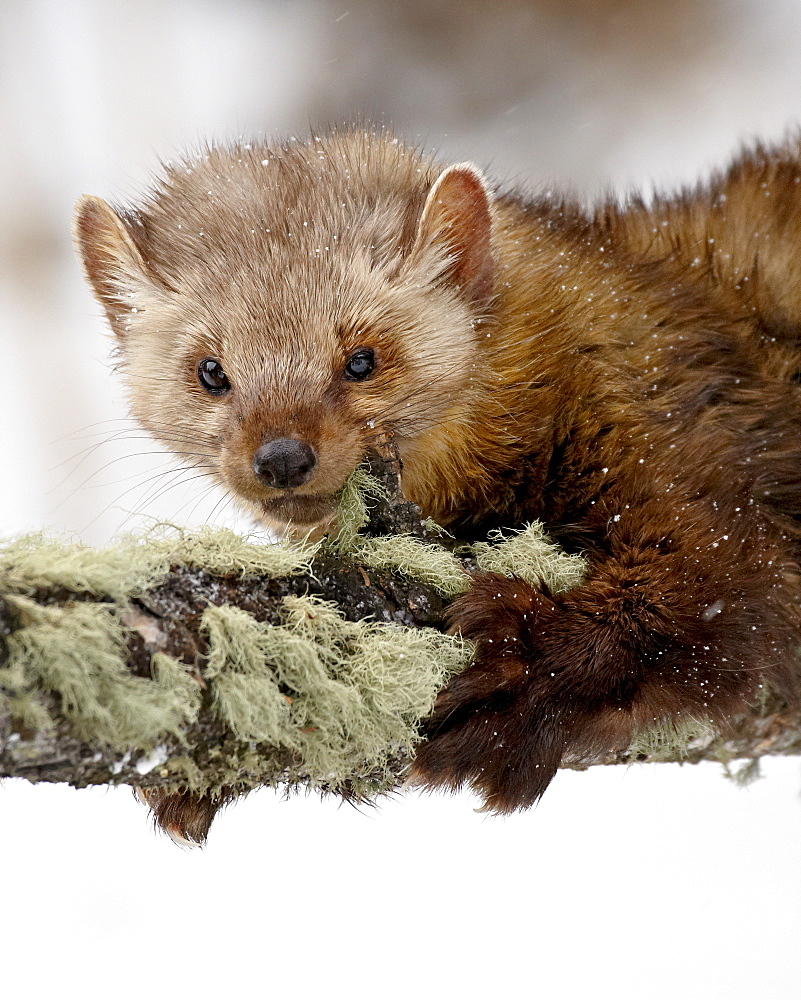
(2, 2, 800, 996)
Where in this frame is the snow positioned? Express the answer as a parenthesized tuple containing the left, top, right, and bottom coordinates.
(134, 746, 169, 776)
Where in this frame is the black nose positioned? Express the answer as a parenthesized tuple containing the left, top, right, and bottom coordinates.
(252, 438, 317, 489)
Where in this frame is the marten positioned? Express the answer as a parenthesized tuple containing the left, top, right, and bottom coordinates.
(74, 127, 801, 841)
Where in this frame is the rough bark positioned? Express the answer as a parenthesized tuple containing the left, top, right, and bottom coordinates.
(1, 437, 800, 796)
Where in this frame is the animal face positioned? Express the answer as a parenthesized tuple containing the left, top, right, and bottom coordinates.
(74, 133, 494, 532)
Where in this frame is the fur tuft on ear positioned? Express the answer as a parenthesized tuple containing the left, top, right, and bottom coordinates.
(411, 163, 494, 305)
(73, 195, 154, 338)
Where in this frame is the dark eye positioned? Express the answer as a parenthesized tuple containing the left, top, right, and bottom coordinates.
(344, 349, 376, 381)
(197, 357, 230, 395)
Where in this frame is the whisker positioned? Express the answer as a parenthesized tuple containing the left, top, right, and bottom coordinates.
(129, 468, 220, 514)
(50, 448, 218, 502)
(170, 479, 233, 525)
(74, 466, 214, 536)
(197, 485, 238, 527)
(107, 471, 223, 535)
(52, 426, 218, 485)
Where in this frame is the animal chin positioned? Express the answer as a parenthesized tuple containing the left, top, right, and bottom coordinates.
(259, 492, 337, 525)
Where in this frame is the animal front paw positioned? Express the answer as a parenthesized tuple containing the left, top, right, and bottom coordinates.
(433, 572, 559, 714)
(410, 573, 570, 811)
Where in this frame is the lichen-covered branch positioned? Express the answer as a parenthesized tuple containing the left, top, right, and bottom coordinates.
(1, 442, 799, 812)
(0, 555, 462, 792)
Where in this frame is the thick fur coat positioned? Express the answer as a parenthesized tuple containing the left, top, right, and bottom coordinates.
(75, 129, 801, 836)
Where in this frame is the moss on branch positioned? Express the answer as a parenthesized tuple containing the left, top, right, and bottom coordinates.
(0, 447, 799, 818)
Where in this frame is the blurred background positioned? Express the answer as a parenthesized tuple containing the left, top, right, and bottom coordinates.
(2, 1, 800, 997)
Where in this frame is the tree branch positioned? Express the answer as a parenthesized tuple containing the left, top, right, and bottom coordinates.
(1, 439, 799, 808)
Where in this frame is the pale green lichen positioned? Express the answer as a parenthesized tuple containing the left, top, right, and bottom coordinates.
(0, 532, 172, 602)
(150, 652, 203, 728)
(326, 468, 388, 554)
(201, 604, 296, 747)
(724, 757, 762, 787)
(626, 716, 714, 762)
(323, 466, 469, 595)
(0, 525, 318, 601)
(160, 525, 319, 579)
(0, 582, 470, 794)
(200, 595, 469, 792)
(1, 595, 199, 749)
(355, 535, 469, 597)
(0, 472, 595, 797)
(472, 524, 587, 593)
(349, 522, 586, 600)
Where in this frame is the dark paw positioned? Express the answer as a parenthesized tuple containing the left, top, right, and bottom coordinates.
(433, 573, 557, 718)
(411, 692, 568, 813)
(411, 572, 644, 811)
(406, 573, 567, 811)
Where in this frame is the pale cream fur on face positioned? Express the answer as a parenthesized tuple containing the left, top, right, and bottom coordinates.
(74, 131, 495, 532)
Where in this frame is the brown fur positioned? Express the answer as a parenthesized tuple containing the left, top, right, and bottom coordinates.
(75, 128, 801, 833)
(135, 787, 235, 846)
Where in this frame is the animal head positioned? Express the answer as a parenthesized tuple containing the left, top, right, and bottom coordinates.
(74, 130, 495, 532)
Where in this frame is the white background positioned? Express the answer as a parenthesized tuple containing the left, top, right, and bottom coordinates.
(1, 1, 800, 997)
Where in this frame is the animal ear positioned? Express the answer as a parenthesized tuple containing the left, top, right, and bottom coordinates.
(410, 163, 494, 306)
(73, 195, 156, 338)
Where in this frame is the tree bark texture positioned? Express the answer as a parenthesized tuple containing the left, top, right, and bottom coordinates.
(1, 440, 800, 799)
